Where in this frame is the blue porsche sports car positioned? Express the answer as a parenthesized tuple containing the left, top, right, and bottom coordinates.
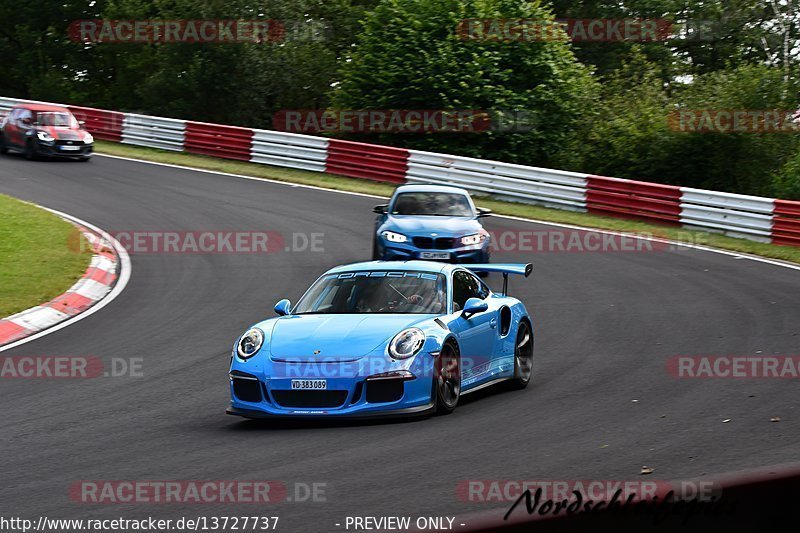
(372, 184, 492, 264)
(227, 260, 533, 419)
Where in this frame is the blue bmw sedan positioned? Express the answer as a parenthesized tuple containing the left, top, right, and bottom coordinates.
(372, 185, 492, 264)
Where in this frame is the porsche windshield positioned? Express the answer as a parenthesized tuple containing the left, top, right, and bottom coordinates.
(391, 192, 473, 217)
(294, 271, 447, 314)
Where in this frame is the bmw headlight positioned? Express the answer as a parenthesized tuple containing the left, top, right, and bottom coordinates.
(82, 132, 94, 144)
(382, 230, 407, 243)
(461, 233, 486, 246)
(237, 328, 264, 360)
(36, 131, 55, 143)
(388, 328, 425, 359)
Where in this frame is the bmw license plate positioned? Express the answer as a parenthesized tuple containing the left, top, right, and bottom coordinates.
(420, 251, 450, 260)
(60, 145, 80, 151)
(291, 379, 327, 390)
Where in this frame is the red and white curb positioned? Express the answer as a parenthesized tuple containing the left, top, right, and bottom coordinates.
(0, 208, 131, 351)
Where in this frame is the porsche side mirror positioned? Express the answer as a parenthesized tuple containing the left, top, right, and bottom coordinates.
(78, 120, 86, 126)
(462, 297, 488, 318)
(274, 299, 292, 316)
(477, 208, 492, 218)
(373, 204, 388, 214)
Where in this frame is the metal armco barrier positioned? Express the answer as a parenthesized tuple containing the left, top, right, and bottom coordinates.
(250, 129, 327, 172)
(67, 105, 124, 142)
(185, 122, 253, 161)
(406, 150, 587, 210)
(0, 96, 50, 115)
(1, 95, 800, 247)
(773, 199, 800, 246)
(680, 187, 775, 242)
(587, 176, 682, 224)
(326, 139, 408, 183)
(122, 114, 186, 151)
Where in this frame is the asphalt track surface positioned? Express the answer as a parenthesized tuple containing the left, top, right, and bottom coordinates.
(1, 153, 799, 531)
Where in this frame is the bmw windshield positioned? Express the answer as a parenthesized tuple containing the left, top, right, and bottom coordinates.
(294, 271, 447, 314)
(391, 192, 474, 217)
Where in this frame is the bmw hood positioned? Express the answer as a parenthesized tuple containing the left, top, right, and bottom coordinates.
(383, 215, 483, 237)
(269, 314, 428, 362)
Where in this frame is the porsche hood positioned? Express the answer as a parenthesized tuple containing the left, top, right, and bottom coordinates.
(268, 314, 428, 362)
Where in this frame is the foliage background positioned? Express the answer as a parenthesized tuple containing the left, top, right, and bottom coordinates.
(1, 0, 799, 198)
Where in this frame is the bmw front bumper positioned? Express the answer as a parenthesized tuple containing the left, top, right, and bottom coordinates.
(376, 237, 490, 264)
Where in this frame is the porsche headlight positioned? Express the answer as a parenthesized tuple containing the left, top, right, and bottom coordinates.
(36, 131, 55, 143)
(388, 328, 425, 359)
(382, 230, 407, 243)
(461, 233, 486, 246)
(82, 132, 94, 144)
(237, 328, 264, 360)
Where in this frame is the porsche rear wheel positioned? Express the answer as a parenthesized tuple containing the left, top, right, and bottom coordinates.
(509, 320, 533, 389)
(434, 341, 461, 415)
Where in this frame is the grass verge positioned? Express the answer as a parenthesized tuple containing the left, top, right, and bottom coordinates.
(96, 140, 800, 265)
(0, 194, 91, 317)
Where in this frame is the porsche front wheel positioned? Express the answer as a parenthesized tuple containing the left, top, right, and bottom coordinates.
(434, 341, 461, 414)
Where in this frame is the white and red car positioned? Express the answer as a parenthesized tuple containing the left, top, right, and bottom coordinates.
(0, 103, 93, 161)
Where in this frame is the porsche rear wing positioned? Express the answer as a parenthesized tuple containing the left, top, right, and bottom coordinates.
(466, 263, 532, 295)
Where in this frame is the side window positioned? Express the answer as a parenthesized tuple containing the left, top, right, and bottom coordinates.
(18, 109, 32, 127)
(475, 277, 491, 299)
(6, 109, 20, 124)
(452, 270, 485, 311)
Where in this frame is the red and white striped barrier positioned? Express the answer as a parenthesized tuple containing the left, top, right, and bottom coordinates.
(326, 139, 408, 183)
(0, 225, 120, 347)
(2, 96, 800, 247)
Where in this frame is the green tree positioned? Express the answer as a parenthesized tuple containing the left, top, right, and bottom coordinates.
(773, 150, 800, 200)
(0, 0, 106, 102)
(580, 52, 675, 180)
(331, 0, 597, 168)
(583, 61, 800, 196)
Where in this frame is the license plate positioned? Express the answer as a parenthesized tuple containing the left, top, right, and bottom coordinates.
(291, 379, 327, 390)
(60, 145, 80, 151)
(420, 251, 450, 260)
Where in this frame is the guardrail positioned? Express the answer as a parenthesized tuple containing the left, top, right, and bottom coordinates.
(0, 96, 26, 115)
(407, 150, 587, 210)
(773, 200, 800, 246)
(185, 121, 253, 161)
(250, 129, 327, 172)
(587, 176, 682, 224)
(67, 105, 124, 142)
(121, 114, 185, 151)
(1, 95, 800, 247)
(680, 188, 775, 242)
(326, 139, 409, 183)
